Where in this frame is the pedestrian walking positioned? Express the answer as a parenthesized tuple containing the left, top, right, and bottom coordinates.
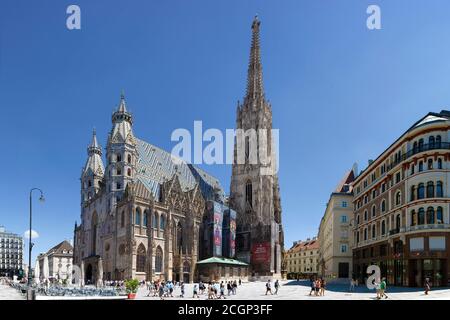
(425, 278, 431, 295)
(309, 278, 315, 296)
(349, 278, 355, 292)
(379, 278, 388, 299)
(320, 278, 326, 296)
(375, 280, 381, 299)
(193, 284, 199, 298)
(274, 279, 279, 295)
(180, 282, 185, 298)
(227, 281, 232, 296)
(219, 282, 226, 299)
(265, 280, 273, 295)
(232, 280, 237, 294)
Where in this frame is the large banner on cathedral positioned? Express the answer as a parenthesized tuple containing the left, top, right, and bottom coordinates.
(213, 201, 223, 257)
(229, 209, 236, 257)
(251, 242, 271, 264)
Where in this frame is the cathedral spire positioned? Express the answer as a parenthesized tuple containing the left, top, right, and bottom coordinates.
(245, 15, 265, 102)
(88, 128, 102, 156)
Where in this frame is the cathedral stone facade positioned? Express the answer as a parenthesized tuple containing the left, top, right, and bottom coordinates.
(73, 16, 283, 284)
(73, 95, 225, 284)
(230, 16, 284, 278)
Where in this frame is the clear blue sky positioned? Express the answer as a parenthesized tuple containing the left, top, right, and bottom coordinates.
(2, 0, 450, 264)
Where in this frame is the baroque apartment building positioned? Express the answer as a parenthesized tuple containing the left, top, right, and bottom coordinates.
(37, 240, 73, 281)
(352, 111, 450, 287)
(318, 169, 355, 281)
(286, 238, 319, 279)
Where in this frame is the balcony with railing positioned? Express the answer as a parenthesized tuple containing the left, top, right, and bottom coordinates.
(387, 142, 450, 171)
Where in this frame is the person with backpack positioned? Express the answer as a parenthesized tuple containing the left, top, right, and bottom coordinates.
(379, 277, 388, 299)
(265, 279, 273, 295)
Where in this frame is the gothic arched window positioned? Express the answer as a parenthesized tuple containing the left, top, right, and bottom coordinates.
(136, 244, 146, 273)
(135, 208, 141, 225)
(381, 220, 386, 235)
(245, 181, 253, 208)
(160, 215, 165, 230)
(155, 246, 163, 273)
(372, 205, 376, 217)
(143, 210, 148, 227)
(176, 222, 183, 252)
(395, 214, 401, 230)
(127, 168, 131, 176)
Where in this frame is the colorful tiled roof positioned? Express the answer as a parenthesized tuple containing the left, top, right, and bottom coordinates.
(135, 138, 224, 202)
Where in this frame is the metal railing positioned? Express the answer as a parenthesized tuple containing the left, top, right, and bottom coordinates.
(387, 142, 450, 171)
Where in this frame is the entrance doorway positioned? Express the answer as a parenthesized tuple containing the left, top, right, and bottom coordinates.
(85, 264, 93, 285)
(338, 263, 349, 278)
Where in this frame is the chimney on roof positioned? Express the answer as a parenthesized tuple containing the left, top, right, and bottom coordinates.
(368, 159, 374, 166)
(293, 241, 298, 246)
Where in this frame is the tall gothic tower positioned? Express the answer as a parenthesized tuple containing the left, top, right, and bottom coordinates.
(105, 93, 138, 212)
(230, 16, 283, 278)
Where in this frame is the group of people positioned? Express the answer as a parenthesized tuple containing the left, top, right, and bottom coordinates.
(265, 279, 280, 295)
(309, 278, 326, 296)
(143, 279, 242, 299)
(145, 280, 177, 299)
(193, 279, 241, 299)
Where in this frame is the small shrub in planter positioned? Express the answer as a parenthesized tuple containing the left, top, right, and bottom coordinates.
(125, 279, 139, 299)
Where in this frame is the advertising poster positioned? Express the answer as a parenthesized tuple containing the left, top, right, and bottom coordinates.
(229, 209, 237, 257)
(251, 242, 271, 264)
(213, 202, 223, 256)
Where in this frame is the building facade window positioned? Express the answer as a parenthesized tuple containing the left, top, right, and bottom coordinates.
(418, 183, 425, 199)
(245, 181, 253, 208)
(436, 181, 443, 197)
(427, 181, 434, 198)
(135, 208, 141, 225)
(136, 244, 146, 272)
(155, 246, 163, 273)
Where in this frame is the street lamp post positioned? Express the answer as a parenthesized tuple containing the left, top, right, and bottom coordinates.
(27, 188, 44, 300)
